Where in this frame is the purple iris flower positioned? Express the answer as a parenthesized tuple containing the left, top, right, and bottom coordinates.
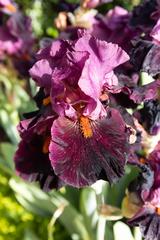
(0, 12, 34, 58)
(57, 6, 137, 52)
(134, 100, 160, 136)
(15, 32, 133, 188)
(129, 189, 160, 240)
(119, 39, 160, 104)
(130, 0, 157, 31)
(30, 32, 129, 120)
(128, 143, 160, 240)
(91, 6, 138, 52)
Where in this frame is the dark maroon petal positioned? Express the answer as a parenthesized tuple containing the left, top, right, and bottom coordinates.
(128, 164, 154, 201)
(130, 0, 157, 29)
(14, 136, 63, 191)
(134, 100, 160, 135)
(130, 40, 153, 72)
(129, 209, 160, 240)
(49, 108, 129, 187)
(143, 45, 160, 76)
(17, 115, 55, 139)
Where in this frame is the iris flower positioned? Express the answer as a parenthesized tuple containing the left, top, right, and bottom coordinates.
(15, 32, 133, 188)
(128, 143, 160, 240)
(0, 12, 34, 58)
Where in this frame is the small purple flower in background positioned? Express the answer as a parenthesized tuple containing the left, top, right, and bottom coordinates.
(55, 5, 137, 53)
(118, 38, 160, 105)
(0, 0, 17, 14)
(134, 100, 160, 136)
(91, 6, 138, 52)
(0, 11, 35, 77)
(0, 12, 34, 58)
(128, 143, 160, 240)
(130, 0, 157, 31)
(15, 32, 134, 188)
(129, 189, 160, 240)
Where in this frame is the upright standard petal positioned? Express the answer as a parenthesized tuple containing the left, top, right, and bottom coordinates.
(75, 34, 129, 99)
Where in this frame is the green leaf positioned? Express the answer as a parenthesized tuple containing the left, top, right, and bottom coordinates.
(106, 165, 140, 207)
(10, 179, 91, 240)
(10, 179, 57, 216)
(80, 188, 98, 240)
(24, 229, 40, 240)
(0, 142, 16, 174)
(46, 27, 59, 38)
(0, 110, 19, 144)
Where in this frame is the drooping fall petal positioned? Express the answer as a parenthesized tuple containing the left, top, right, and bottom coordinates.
(49, 108, 129, 187)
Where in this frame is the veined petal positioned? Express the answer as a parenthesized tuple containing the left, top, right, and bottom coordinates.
(49, 108, 129, 187)
(76, 34, 129, 99)
(128, 207, 160, 240)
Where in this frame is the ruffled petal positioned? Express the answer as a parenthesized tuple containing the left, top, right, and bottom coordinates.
(150, 19, 160, 44)
(130, 80, 160, 103)
(29, 59, 52, 88)
(76, 34, 129, 99)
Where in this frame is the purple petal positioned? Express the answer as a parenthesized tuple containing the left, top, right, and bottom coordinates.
(150, 19, 160, 44)
(130, 40, 153, 72)
(143, 44, 160, 76)
(130, 80, 160, 103)
(130, 0, 157, 29)
(15, 115, 62, 190)
(75, 34, 129, 99)
(29, 59, 52, 88)
(0, 26, 20, 55)
(49, 108, 129, 187)
(134, 100, 160, 136)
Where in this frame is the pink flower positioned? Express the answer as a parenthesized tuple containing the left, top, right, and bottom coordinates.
(150, 18, 160, 44)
